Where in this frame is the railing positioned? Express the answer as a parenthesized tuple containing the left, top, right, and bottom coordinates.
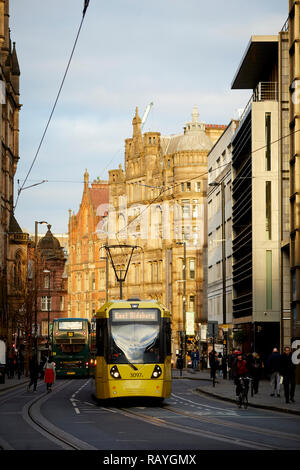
(281, 17, 289, 32)
(253, 82, 278, 102)
(238, 82, 278, 124)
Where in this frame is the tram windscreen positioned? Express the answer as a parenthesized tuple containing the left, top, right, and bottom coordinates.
(109, 309, 160, 364)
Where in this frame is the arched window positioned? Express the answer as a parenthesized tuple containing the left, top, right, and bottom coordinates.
(14, 251, 22, 289)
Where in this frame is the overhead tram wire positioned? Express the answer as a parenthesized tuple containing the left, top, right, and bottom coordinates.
(113, 126, 300, 240)
(14, 0, 91, 211)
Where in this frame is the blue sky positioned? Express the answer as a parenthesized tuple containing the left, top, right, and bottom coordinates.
(10, 0, 287, 234)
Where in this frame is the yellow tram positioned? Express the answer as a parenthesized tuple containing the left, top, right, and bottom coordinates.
(91, 299, 172, 401)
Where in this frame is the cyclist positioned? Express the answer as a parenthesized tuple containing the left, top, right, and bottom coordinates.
(232, 353, 248, 402)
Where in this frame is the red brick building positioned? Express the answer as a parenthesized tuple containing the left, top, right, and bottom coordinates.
(35, 225, 68, 353)
(68, 171, 109, 319)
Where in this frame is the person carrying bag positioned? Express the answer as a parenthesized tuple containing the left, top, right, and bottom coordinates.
(43, 356, 56, 393)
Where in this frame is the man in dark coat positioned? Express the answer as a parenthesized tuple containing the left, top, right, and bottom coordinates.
(27, 354, 39, 392)
(280, 346, 296, 404)
(266, 347, 281, 397)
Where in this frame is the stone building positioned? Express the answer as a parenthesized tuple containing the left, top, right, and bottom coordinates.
(287, 0, 300, 349)
(68, 172, 109, 319)
(34, 225, 68, 354)
(0, 0, 29, 344)
(106, 107, 225, 361)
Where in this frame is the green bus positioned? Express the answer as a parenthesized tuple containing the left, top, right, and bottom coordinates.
(51, 318, 91, 377)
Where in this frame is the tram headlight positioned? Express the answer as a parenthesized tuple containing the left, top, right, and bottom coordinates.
(110, 365, 121, 379)
(151, 365, 162, 379)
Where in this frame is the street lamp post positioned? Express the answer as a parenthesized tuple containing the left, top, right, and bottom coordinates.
(176, 241, 186, 368)
(34, 221, 48, 357)
(43, 269, 51, 354)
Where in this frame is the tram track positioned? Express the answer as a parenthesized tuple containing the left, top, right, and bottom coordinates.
(106, 405, 277, 450)
(170, 390, 300, 444)
(0, 379, 96, 450)
(21, 380, 97, 450)
(163, 404, 300, 447)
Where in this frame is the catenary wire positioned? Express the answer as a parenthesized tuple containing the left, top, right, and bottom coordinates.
(112, 126, 300, 239)
(14, 1, 90, 211)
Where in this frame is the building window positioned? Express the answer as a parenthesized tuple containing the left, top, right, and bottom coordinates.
(186, 182, 191, 191)
(266, 181, 272, 240)
(60, 296, 64, 311)
(181, 182, 185, 192)
(182, 200, 190, 218)
(41, 320, 49, 337)
(135, 264, 139, 284)
(265, 112, 271, 170)
(189, 295, 195, 312)
(266, 250, 272, 309)
(41, 296, 51, 311)
(92, 272, 95, 290)
(189, 259, 195, 279)
(44, 274, 50, 289)
(195, 182, 201, 192)
(77, 273, 81, 292)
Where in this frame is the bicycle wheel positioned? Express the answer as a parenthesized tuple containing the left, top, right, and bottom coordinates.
(243, 391, 248, 409)
(237, 393, 243, 408)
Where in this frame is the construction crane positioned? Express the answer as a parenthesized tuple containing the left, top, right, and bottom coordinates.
(141, 102, 153, 130)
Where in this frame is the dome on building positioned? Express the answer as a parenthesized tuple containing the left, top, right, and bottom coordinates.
(38, 224, 64, 258)
(161, 106, 213, 154)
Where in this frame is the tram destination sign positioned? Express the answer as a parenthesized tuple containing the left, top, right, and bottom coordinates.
(111, 309, 158, 322)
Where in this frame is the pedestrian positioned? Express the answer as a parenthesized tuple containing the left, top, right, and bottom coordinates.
(209, 350, 219, 382)
(266, 347, 281, 397)
(280, 346, 296, 404)
(27, 354, 39, 392)
(43, 356, 56, 393)
(16, 352, 23, 380)
(191, 348, 199, 372)
(248, 352, 263, 394)
(217, 353, 223, 377)
(222, 353, 228, 379)
(231, 353, 248, 400)
(7, 349, 15, 379)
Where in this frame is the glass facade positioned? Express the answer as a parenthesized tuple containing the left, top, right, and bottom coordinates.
(266, 181, 272, 240)
(265, 112, 271, 170)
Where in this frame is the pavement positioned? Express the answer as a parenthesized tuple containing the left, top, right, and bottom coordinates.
(172, 368, 300, 416)
(1, 370, 300, 416)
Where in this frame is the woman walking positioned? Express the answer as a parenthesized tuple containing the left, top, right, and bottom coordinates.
(43, 356, 56, 393)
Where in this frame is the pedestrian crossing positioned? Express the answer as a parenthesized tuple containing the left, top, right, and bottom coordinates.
(168, 393, 238, 416)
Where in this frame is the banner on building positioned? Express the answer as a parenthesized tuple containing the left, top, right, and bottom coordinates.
(186, 311, 195, 336)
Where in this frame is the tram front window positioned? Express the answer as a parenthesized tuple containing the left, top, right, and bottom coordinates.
(109, 309, 160, 364)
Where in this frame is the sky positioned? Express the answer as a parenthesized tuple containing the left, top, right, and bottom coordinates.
(10, 0, 287, 235)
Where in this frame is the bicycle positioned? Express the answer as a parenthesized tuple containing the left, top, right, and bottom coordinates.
(236, 376, 251, 409)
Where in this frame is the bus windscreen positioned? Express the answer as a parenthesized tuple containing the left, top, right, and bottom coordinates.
(58, 321, 83, 331)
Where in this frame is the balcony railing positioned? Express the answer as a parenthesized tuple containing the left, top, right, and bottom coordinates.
(281, 17, 289, 32)
(239, 82, 278, 124)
